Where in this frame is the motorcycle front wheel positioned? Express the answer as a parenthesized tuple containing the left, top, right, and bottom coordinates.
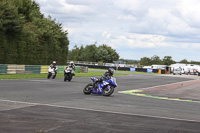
(64, 74, 68, 82)
(68, 75, 72, 81)
(103, 86, 114, 96)
(83, 83, 93, 95)
(47, 72, 52, 79)
(64, 74, 72, 82)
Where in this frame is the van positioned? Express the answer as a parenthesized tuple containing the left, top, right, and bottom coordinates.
(173, 68, 182, 75)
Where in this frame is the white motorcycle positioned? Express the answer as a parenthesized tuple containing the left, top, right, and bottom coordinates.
(47, 67, 56, 79)
(64, 67, 74, 82)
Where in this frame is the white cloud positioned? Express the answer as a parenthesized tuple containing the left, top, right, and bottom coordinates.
(34, 0, 200, 61)
(108, 33, 173, 49)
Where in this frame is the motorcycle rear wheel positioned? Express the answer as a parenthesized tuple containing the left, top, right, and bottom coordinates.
(83, 83, 93, 95)
(103, 86, 114, 96)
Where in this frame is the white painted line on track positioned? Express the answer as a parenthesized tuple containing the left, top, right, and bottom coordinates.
(0, 98, 200, 123)
(29, 80, 50, 82)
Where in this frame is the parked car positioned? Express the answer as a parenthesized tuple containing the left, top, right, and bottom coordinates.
(173, 68, 182, 75)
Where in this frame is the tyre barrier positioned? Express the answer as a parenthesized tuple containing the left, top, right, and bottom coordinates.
(40, 66, 49, 74)
(0, 64, 84, 75)
(81, 66, 88, 73)
(0, 64, 7, 74)
(25, 65, 41, 74)
(57, 66, 65, 73)
(75, 66, 81, 73)
(7, 65, 25, 74)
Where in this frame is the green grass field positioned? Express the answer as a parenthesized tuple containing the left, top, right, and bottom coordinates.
(0, 71, 126, 79)
(0, 68, 164, 79)
(90, 68, 161, 75)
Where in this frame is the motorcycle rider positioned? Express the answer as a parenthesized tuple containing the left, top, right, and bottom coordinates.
(102, 68, 115, 80)
(93, 68, 115, 87)
(49, 61, 58, 79)
(65, 61, 75, 75)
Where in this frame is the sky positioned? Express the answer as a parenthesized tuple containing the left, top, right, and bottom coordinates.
(34, 0, 200, 62)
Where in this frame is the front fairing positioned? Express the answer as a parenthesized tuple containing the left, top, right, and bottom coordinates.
(65, 67, 72, 73)
(48, 68, 55, 74)
(103, 77, 117, 87)
(110, 77, 117, 87)
(91, 77, 98, 82)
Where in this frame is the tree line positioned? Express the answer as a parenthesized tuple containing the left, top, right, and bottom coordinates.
(69, 43, 200, 65)
(121, 55, 200, 66)
(1, 0, 199, 66)
(68, 43, 119, 63)
(0, 0, 69, 65)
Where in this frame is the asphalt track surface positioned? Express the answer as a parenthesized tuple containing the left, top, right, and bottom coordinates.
(0, 74, 200, 133)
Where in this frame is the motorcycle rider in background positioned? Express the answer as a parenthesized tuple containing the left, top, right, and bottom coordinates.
(66, 61, 75, 75)
(49, 61, 58, 78)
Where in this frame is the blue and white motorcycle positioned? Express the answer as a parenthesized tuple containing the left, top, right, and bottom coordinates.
(83, 77, 117, 96)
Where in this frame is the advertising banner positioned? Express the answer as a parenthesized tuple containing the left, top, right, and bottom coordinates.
(130, 67, 136, 72)
(147, 68, 153, 73)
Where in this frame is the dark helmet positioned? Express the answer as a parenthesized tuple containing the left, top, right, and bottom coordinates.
(108, 68, 115, 76)
(52, 61, 56, 66)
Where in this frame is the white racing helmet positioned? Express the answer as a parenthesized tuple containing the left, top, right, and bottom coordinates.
(69, 61, 74, 65)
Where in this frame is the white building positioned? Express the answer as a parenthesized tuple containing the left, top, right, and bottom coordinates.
(169, 63, 200, 74)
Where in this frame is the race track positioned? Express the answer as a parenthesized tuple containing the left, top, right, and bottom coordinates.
(0, 74, 200, 133)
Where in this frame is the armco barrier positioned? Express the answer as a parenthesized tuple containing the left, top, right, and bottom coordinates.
(75, 64, 166, 74)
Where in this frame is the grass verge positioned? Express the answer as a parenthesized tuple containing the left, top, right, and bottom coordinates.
(0, 71, 126, 79)
(89, 68, 161, 75)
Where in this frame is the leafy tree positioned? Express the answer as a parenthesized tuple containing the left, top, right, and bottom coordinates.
(162, 56, 175, 65)
(0, 0, 69, 65)
(151, 55, 162, 65)
(95, 46, 109, 62)
(190, 61, 200, 65)
(80, 44, 98, 62)
(140, 55, 175, 66)
(140, 57, 151, 66)
(98, 44, 119, 62)
(68, 45, 80, 61)
(0, 0, 25, 64)
(68, 44, 119, 63)
(179, 59, 189, 64)
(118, 59, 139, 65)
(0, 1, 24, 34)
